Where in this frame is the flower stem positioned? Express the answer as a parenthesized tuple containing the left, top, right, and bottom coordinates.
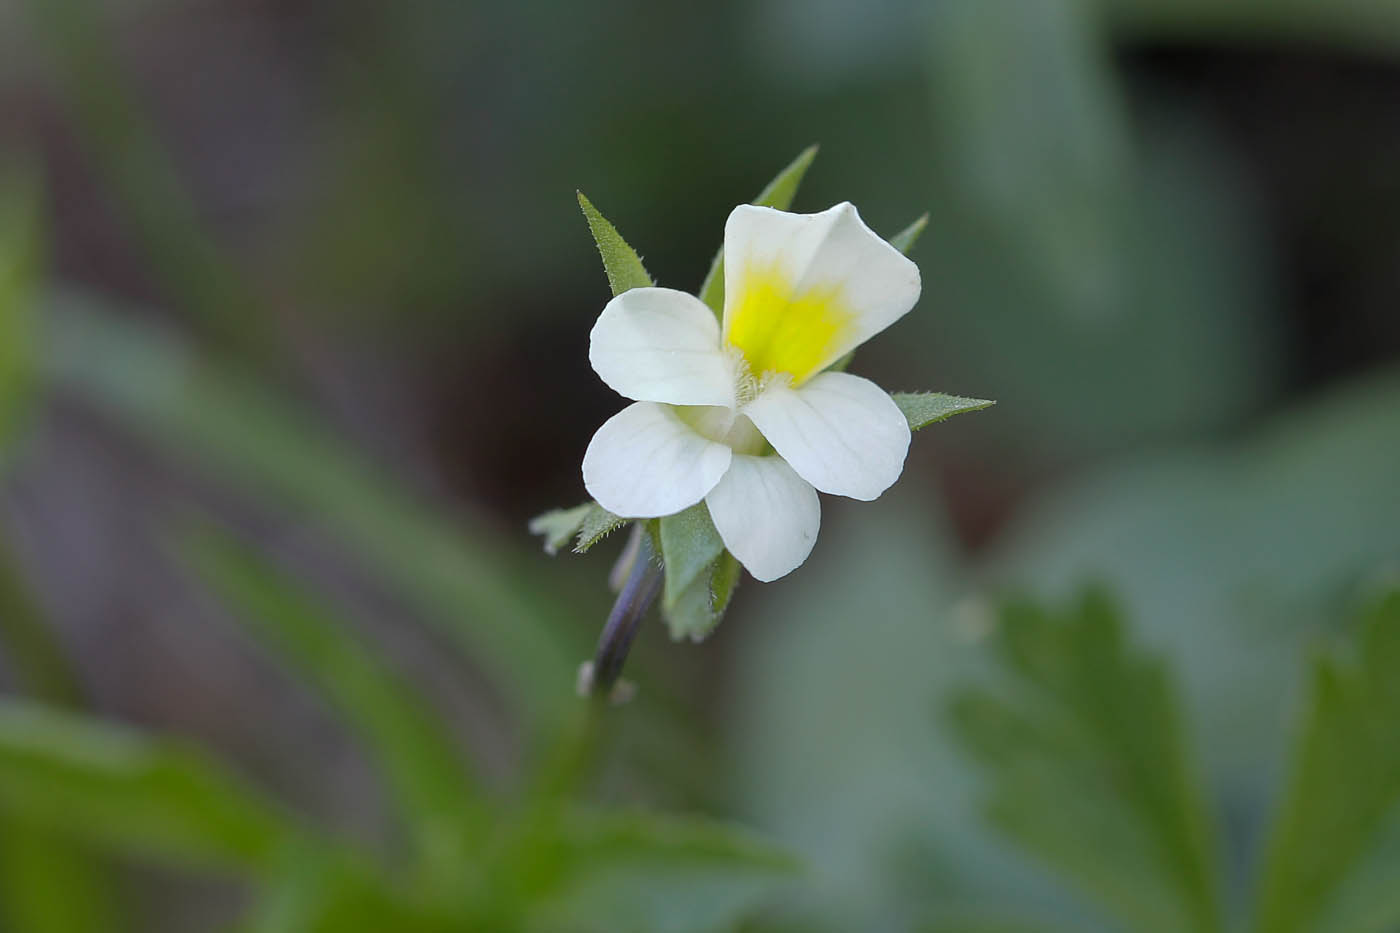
(586, 523, 662, 699)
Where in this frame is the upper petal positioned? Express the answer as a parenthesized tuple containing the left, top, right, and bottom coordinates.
(583, 401, 733, 518)
(721, 202, 920, 385)
(705, 455, 820, 582)
(590, 287, 736, 407)
(742, 371, 910, 501)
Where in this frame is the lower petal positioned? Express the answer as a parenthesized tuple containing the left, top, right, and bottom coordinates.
(742, 371, 910, 501)
(583, 402, 733, 518)
(706, 455, 820, 582)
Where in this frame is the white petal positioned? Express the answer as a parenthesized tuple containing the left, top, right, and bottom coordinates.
(721, 202, 920, 383)
(583, 402, 733, 518)
(742, 372, 910, 501)
(706, 455, 820, 582)
(589, 287, 735, 407)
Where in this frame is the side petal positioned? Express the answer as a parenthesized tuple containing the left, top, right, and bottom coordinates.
(742, 371, 910, 501)
(721, 203, 920, 384)
(583, 402, 733, 518)
(706, 455, 820, 583)
(590, 287, 736, 406)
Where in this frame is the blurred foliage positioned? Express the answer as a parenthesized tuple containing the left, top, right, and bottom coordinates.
(0, 525, 801, 932)
(1, 0, 1398, 929)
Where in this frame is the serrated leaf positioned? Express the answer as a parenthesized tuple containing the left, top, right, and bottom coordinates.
(574, 504, 627, 553)
(697, 145, 819, 314)
(0, 700, 301, 872)
(948, 591, 1223, 933)
(184, 527, 478, 863)
(1254, 591, 1400, 933)
(893, 392, 995, 431)
(889, 213, 929, 255)
(530, 502, 593, 556)
(577, 192, 653, 297)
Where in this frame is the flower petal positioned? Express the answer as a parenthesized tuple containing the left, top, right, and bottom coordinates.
(590, 287, 736, 407)
(583, 402, 733, 517)
(705, 455, 820, 582)
(742, 371, 910, 501)
(722, 202, 920, 385)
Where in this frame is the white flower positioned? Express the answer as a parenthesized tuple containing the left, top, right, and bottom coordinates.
(582, 202, 920, 582)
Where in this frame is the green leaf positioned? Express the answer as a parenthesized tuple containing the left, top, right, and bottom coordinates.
(0, 700, 301, 872)
(709, 552, 741, 619)
(559, 808, 802, 874)
(574, 503, 627, 554)
(659, 503, 725, 612)
(240, 843, 443, 933)
(529, 502, 593, 556)
(658, 504, 731, 642)
(0, 819, 119, 933)
(44, 298, 582, 736)
(697, 144, 819, 314)
(0, 539, 85, 708)
(0, 164, 41, 455)
(1254, 591, 1400, 933)
(184, 527, 478, 865)
(892, 392, 995, 431)
(889, 213, 929, 256)
(948, 591, 1223, 933)
(577, 191, 653, 297)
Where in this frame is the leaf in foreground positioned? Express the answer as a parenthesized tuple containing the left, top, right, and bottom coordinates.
(948, 591, 1222, 933)
(1254, 590, 1400, 933)
(0, 701, 300, 872)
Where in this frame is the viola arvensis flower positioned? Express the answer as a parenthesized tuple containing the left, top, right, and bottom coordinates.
(582, 202, 920, 582)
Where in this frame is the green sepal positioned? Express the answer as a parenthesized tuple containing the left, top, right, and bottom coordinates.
(889, 212, 929, 255)
(574, 503, 627, 554)
(528, 503, 594, 556)
(577, 191, 654, 297)
(892, 392, 996, 431)
(658, 503, 739, 642)
(697, 144, 819, 315)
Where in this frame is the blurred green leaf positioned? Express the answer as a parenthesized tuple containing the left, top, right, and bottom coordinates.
(529, 502, 593, 556)
(560, 808, 802, 874)
(574, 503, 627, 554)
(929, 0, 1129, 320)
(45, 297, 583, 737)
(24, 0, 266, 355)
(185, 527, 479, 866)
(697, 144, 819, 314)
(0, 700, 302, 872)
(893, 393, 996, 431)
(0, 539, 84, 709)
(889, 213, 930, 256)
(1254, 591, 1400, 933)
(240, 843, 444, 933)
(578, 191, 653, 297)
(948, 591, 1222, 933)
(0, 163, 40, 454)
(0, 820, 120, 933)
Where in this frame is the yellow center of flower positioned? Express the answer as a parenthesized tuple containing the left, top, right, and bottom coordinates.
(723, 262, 854, 386)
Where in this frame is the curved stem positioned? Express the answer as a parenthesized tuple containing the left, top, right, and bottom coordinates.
(588, 524, 662, 698)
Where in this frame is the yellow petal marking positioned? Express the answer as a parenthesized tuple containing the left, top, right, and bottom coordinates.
(723, 262, 854, 386)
